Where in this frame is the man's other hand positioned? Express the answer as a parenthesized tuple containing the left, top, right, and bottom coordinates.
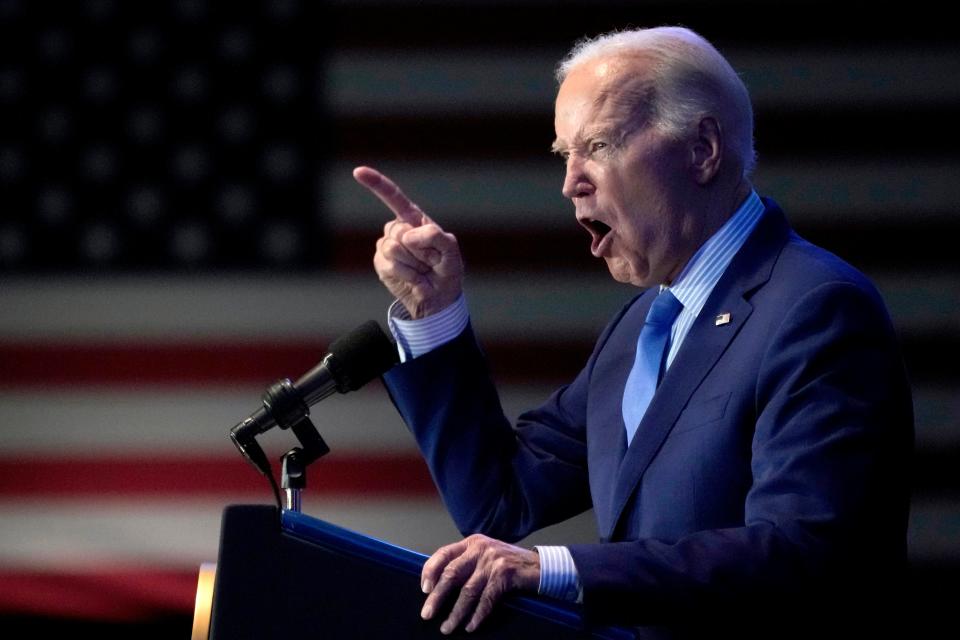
(354, 166, 464, 319)
(420, 534, 540, 634)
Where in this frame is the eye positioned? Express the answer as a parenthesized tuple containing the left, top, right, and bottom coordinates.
(589, 141, 608, 155)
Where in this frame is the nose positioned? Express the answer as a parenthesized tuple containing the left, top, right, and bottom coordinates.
(561, 154, 595, 200)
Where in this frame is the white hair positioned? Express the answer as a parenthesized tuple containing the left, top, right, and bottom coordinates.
(557, 27, 756, 178)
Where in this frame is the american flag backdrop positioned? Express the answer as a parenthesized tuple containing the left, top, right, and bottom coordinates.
(2, 0, 959, 635)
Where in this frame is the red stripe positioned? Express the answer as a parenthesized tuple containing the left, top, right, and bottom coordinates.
(0, 453, 436, 499)
(0, 339, 330, 388)
(0, 339, 592, 387)
(0, 568, 197, 620)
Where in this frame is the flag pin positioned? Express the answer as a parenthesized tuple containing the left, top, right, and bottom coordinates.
(715, 312, 731, 326)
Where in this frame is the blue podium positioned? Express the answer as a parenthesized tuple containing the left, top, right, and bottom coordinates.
(207, 505, 634, 639)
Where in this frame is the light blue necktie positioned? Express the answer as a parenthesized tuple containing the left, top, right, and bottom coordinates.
(622, 290, 683, 444)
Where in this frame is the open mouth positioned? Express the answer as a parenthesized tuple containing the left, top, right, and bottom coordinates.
(580, 218, 612, 256)
(586, 219, 611, 238)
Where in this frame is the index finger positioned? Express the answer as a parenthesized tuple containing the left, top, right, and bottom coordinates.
(353, 165, 424, 226)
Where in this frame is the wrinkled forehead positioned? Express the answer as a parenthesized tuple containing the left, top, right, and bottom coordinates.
(597, 73, 656, 129)
(554, 55, 656, 140)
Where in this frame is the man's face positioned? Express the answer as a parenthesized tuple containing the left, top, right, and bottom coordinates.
(553, 57, 697, 287)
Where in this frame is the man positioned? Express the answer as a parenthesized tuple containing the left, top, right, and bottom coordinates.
(354, 27, 913, 636)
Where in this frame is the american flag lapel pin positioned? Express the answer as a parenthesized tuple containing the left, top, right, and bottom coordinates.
(715, 312, 731, 326)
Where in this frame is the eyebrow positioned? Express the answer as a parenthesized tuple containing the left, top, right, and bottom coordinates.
(550, 124, 619, 155)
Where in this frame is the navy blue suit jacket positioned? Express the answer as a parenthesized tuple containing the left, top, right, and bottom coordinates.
(383, 200, 913, 630)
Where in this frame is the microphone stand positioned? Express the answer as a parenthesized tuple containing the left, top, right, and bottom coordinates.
(280, 414, 330, 512)
(232, 378, 330, 513)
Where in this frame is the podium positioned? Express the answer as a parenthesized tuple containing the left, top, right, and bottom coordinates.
(203, 505, 634, 639)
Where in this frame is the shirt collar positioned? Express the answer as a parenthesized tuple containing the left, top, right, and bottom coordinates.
(661, 190, 765, 317)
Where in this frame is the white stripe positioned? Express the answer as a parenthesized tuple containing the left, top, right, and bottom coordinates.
(0, 387, 414, 454)
(327, 49, 960, 114)
(326, 160, 960, 228)
(0, 273, 631, 341)
(5, 383, 950, 454)
(907, 498, 960, 563)
(534, 544, 579, 601)
(1, 495, 952, 569)
(0, 385, 563, 454)
(0, 272, 952, 338)
(328, 51, 556, 115)
(0, 498, 459, 568)
(0, 500, 599, 569)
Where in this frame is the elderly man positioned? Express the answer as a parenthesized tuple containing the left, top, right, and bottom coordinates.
(354, 27, 912, 636)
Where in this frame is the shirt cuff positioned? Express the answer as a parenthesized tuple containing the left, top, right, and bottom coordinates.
(534, 545, 583, 603)
(387, 294, 469, 362)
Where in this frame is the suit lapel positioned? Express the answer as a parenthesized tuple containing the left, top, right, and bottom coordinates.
(587, 294, 648, 540)
(605, 200, 791, 537)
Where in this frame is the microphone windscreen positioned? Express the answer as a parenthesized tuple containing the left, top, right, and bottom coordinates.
(326, 320, 399, 392)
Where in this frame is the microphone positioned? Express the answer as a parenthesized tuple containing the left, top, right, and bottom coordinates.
(230, 320, 399, 452)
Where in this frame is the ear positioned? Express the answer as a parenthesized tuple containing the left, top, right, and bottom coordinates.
(689, 116, 723, 185)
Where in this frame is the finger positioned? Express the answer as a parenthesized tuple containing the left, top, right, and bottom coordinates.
(422, 556, 475, 626)
(353, 166, 425, 226)
(440, 571, 490, 635)
(464, 577, 506, 633)
(399, 225, 460, 271)
(374, 250, 429, 286)
(421, 545, 477, 622)
(421, 539, 467, 594)
(385, 218, 416, 247)
(383, 220, 430, 267)
(376, 254, 432, 290)
(382, 218, 401, 239)
(379, 235, 432, 274)
(382, 218, 417, 243)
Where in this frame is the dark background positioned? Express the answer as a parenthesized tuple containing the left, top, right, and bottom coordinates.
(1, 0, 957, 636)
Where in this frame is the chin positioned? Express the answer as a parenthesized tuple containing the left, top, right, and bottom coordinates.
(605, 260, 646, 287)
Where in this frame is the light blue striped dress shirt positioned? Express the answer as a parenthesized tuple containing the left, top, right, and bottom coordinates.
(387, 190, 766, 602)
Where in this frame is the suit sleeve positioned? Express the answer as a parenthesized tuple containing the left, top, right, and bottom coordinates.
(382, 322, 592, 541)
(381, 296, 639, 542)
(567, 281, 913, 625)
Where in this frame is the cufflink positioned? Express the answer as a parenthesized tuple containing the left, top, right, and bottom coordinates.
(715, 312, 731, 326)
